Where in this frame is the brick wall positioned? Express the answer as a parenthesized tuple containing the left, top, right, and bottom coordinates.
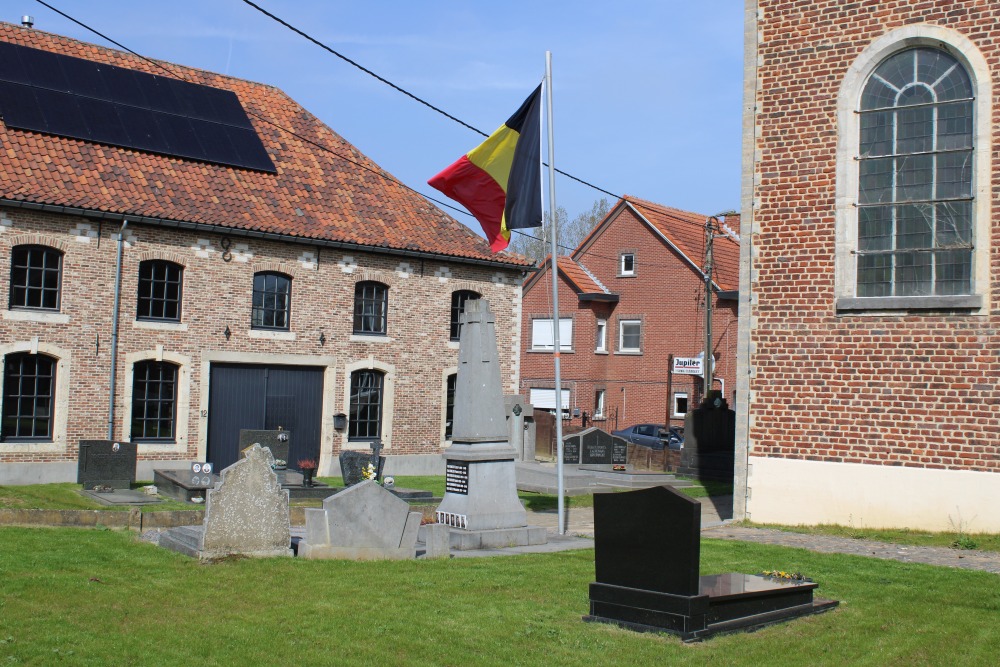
(0, 208, 522, 469)
(747, 0, 1000, 473)
(521, 206, 739, 432)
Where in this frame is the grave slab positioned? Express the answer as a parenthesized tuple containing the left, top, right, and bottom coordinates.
(584, 486, 837, 640)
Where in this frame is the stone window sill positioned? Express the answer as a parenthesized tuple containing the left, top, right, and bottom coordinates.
(836, 294, 982, 312)
(4, 310, 70, 324)
(135, 320, 188, 332)
(250, 329, 296, 341)
(350, 334, 393, 343)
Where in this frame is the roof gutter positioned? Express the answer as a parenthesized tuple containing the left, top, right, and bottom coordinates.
(0, 199, 530, 273)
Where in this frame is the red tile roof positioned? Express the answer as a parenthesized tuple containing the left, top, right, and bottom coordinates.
(555, 256, 609, 295)
(0, 23, 529, 267)
(581, 196, 740, 293)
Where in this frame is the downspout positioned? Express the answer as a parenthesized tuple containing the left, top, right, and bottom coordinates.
(107, 220, 127, 440)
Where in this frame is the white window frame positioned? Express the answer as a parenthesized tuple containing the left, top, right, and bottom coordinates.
(595, 318, 607, 353)
(672, 391, 689, 418)
(618, 319, 642, 354)
(531, 317, 572, 351)
(594, 389, 605, 419)
(529, 387, 570, 418)
(619, 252, 636, 277)
(834, 25, 991, 313)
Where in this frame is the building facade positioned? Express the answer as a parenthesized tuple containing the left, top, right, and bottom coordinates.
(0, 23, 529, 483)
(521, 197, 739, 435)
(738, 1, 1000, 531)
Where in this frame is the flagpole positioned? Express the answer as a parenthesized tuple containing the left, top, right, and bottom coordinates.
(545, 51, 565, 536)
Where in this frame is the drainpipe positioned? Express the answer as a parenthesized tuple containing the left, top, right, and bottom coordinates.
(107, 220, 128, 440)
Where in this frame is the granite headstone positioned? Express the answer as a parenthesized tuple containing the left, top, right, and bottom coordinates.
(298, 480, 422, 560)
(580, 428, 628, 466)
(77, 440, 137, 490)
(239, 429, 290, 466)
(158, 443, 292, 560)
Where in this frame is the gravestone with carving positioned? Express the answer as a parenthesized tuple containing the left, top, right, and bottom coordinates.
(158, 444, 292, 560)
(585, 486, 837, 640)
(77, 440, 137, 490)
(298, 480, 422, 560)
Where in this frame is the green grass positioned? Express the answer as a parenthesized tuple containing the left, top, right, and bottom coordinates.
(1, 527, 999, 665)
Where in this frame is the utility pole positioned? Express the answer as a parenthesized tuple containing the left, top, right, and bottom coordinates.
(703, 216, 720, 402)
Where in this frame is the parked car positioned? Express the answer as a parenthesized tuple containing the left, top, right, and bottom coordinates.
(612, 424, 684, 450)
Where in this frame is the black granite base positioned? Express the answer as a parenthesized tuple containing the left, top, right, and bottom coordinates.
(585, 573, 838, 641)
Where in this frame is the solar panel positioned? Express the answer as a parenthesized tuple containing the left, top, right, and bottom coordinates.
(0, 41, 276, 173)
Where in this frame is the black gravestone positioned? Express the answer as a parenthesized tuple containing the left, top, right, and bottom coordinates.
(339, 450, 386, 486)
(586, 486, 838, 640)
(562, 434, 581, 465)
(239, 430, 290, 465)
(594, 486, 700, 595)
(577, 428, 628, 466)
(77, 440, 137, 490)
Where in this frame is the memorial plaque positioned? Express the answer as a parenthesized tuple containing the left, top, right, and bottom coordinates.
(77, 440, 137, 490)
(562, 434, 581, 465)
(445, 461, 469, 495)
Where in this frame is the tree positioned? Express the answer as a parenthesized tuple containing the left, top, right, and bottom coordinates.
(507, 198, 611, 264)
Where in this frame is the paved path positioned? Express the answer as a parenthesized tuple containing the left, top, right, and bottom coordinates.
(523, 496, 1000, 574)
(702, 525, 1000, 574)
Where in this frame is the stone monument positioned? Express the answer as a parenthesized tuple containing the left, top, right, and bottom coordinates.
(158, 444, 292, 560)
(435, 299, 546, 550)
(298, 480, 422, 560)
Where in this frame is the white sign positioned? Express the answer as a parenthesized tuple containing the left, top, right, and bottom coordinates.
(673, 355, 714, 375)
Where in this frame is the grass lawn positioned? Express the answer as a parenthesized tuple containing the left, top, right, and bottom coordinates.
(1, 527, 999, 666)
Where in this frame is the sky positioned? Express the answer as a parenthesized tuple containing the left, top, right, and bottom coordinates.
(10, 0, 745, 235)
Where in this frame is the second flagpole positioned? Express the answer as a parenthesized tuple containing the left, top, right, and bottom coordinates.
(544, 51, 565, 536)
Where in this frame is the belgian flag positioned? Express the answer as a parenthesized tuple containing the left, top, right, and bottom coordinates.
(429, 85, 543, 252)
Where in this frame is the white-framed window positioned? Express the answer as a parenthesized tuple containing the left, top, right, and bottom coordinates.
(619, 252, 636, 276)
(595, 318, 607, 353)
(618, 319, 641, 353)
(835, 26, 990, 311)
(594, 389, 605, 419)
(529, 387, 570, 418)
(672, 392, 689, 418)
(531, 317, 572, 351)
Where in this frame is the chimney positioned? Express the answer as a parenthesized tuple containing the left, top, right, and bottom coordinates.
(21, 15, 34, 28)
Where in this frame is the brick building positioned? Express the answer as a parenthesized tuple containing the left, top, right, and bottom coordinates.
(520, 196, 739, 435)
(737, 1, 1000, 531)
(0, 23, 529, 484)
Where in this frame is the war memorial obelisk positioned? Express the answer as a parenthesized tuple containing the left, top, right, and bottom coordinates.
(435, 299, 547, 549)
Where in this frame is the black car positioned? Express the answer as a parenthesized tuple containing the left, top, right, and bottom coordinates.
(611, 423, 684, 450)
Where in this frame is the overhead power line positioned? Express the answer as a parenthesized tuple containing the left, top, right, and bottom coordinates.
(238, 0, 620, 200)
(31, 0, 726, 264)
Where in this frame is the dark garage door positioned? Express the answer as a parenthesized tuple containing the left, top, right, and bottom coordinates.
(207, 364, 324, 470)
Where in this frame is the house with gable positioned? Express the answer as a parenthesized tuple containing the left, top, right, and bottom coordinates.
(0, 22, 530, 484)
(520, 196, 739, 439)
(738, 0, 1000, 531)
